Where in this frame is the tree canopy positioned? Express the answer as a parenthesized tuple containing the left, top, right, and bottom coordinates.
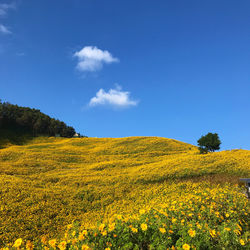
(197, 132, 221, 153)
(0, 100, 76, 138)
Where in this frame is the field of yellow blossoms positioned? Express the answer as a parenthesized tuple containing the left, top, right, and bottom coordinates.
(0, 136, 249, 249)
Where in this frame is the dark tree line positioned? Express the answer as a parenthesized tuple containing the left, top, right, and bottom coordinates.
(0, 100, 76, 138)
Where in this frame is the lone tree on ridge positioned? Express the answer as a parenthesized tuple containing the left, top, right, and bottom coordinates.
(197, 132, 221, 154)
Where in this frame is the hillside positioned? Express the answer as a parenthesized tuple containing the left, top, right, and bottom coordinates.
(0, 136, 249, 247)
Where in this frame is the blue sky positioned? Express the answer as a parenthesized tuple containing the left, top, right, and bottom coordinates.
(0, 0, 250, 150)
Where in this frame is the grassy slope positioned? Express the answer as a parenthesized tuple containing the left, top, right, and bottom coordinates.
(0, 136, 249, 244)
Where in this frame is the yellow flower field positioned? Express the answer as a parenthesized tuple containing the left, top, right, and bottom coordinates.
(0, 136, 249, 248)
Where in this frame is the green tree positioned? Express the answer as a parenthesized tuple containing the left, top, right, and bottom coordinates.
(197, 132, 221, 153)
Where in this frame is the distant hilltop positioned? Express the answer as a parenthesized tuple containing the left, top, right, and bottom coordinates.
(0, 100, 84, 147)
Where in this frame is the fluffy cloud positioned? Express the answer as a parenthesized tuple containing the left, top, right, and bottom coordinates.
(89, 85, 138, 108)
(74, 46, 119, 72)
(0, 3, 15, 17)
(0, 24, 11, 34)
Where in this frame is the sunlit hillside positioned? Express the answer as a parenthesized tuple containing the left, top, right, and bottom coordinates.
(0, 136, 249, 248)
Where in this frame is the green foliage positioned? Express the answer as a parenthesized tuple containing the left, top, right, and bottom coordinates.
(0, 100, 76, 139)
(197, 132, 221, 154)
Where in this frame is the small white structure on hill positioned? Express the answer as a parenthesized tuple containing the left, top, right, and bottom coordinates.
(73, 133, 80, 138)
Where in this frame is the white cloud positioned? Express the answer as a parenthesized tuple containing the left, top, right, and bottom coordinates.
(74, 46, 119, 72)
(89, 85, 138, 108)
(0, 3, 15, 17)
(0, 3, 15, 35)
(0, 24, 11, 34)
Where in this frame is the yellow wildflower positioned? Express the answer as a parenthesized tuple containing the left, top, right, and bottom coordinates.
(79, 233, 85, 240)
(188, 229, 196, 237)
(99, 224, 105, 231)
(102, 230, 107, 236)
(240, 239, 245, 246)
(210, 229, 216, 238)
(139, 209, 146, 215)
(159, 227, 166, 234)
(131, 227, 138, 233)
(116, 214, 122, 220)
(108, 223, 115, 232)
(26, 240, 34, 250)
(141, 223, 148, 231)
(82, 245, 90, 250)
(58, 241, 67, 250)
(48, 239, 57, 248)
(182, 244, 190, 250)
(13, 238, 22, 248)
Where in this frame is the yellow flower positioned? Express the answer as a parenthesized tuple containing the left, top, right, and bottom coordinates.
(108, 223, 115, 232)
(82, 245, 90, 250)
(13, 238, 22, 248)
(116, 214, 122, 220)
(72, 239, 77, 245)
(139, 209, 146, 215)
(102, 230, 107, 236)
(48, 239, 57, 248)
(172, 218, 177, 223)
(240, 239, 245, 246)
(210, 229, 216, 238)
(159, 227, 166, 234)
(131, 227, 138, 233)
(182, 244, 190, 250)
(141, 223, 148, 231)
(79, 233, 85, 240)
(58, 241, 67, 250)
(224, 227, 231, 231)
(169, 230, 174, 234)
(225, 213, 229, 218)
(99, 224, 105, 231)
(188, 229, 196, 237)
(105, 248, 111, 250)
(26, 240, 34, 250)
